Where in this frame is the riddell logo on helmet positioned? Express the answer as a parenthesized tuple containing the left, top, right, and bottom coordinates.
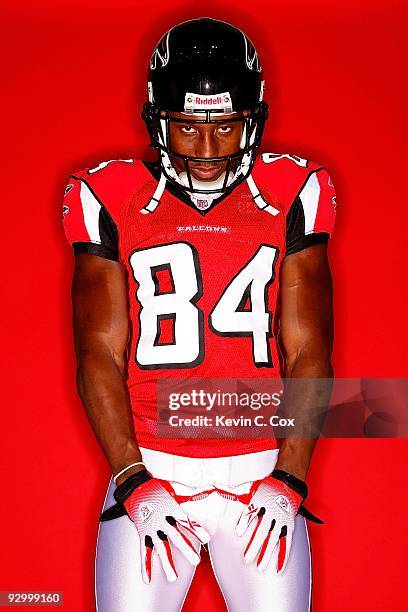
(184, 91, 233, 113)
(192, 95, 223, 105)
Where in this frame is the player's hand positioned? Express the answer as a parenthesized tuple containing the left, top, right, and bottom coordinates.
(235, 470, 307, 574)
(102, 470, 210, 583)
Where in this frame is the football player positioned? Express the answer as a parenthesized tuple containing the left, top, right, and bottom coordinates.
(63, 17, 336, 611)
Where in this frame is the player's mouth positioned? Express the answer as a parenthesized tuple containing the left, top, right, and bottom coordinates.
(190, 164, 224, 180)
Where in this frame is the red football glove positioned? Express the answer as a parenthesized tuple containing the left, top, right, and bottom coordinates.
(114, 471, 210, 583)
(235, 472, 304, 574)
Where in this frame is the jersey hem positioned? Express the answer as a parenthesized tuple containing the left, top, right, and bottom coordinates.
(134, 438, 279, 459)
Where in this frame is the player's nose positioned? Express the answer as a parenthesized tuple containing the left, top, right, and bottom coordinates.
(195, 130, 218, 159)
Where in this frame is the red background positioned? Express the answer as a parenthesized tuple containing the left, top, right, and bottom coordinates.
(1, 0, 407, 610)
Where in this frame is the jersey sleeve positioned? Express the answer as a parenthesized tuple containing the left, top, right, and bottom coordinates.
(285, 167, 337, 256)
(62, 176, 119, 261)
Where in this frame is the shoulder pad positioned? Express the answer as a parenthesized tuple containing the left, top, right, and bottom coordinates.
(69, 158, 152, 223)
(253, 152, 325, 213)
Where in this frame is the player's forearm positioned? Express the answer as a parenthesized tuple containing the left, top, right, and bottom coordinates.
(75, 348, 143, 482)
(274, 350, 333, 480)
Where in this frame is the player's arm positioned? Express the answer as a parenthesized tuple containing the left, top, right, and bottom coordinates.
(72, 252, 210, 582)
(273, 243, 334, 480)
(72, 252, 143, 485)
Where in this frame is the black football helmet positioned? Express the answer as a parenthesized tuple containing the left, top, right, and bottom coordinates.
(142, 17, 268, 207)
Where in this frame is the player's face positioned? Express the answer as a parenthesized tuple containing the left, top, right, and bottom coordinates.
(168, 112, 246, 182)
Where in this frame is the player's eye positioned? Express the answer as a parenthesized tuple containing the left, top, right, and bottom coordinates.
(180, 125, 197, 134)
(217, 125, 233, 134)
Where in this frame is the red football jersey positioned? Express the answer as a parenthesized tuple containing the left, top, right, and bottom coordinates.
(62, 153, 336, 457)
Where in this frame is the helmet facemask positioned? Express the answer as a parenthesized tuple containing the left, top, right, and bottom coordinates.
(142, 102, 268, 206)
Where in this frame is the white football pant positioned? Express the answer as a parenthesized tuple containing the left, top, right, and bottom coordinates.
(95, 448, 311, 611)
